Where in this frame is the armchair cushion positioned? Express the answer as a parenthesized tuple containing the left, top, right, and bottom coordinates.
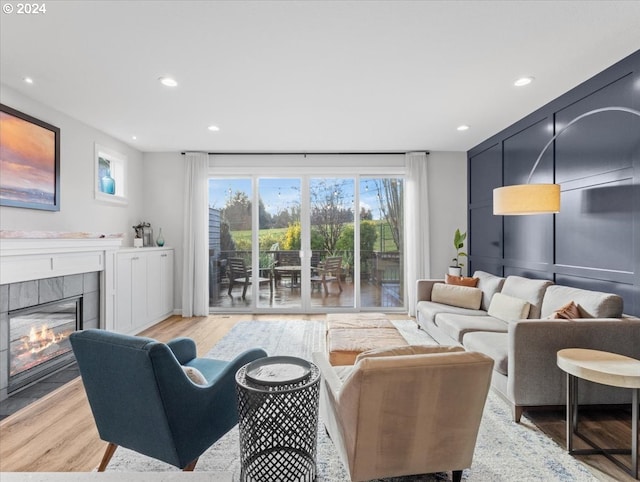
(182, 365, 207, 385)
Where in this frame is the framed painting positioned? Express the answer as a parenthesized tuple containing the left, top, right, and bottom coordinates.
(0, 104, 60, 211)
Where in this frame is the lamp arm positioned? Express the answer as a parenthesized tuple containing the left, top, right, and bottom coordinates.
(526, 106, 640, 184)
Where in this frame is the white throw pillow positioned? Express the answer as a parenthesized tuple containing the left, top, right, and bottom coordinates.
(431, 283, 482, 310)
(182, 365, 207, 385)
(488, 292, 531, 322)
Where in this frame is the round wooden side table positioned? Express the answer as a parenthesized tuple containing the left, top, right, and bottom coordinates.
(557, 348, 640, 479)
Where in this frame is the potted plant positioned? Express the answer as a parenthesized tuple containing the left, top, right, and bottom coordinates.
(449, 229, 467, 276)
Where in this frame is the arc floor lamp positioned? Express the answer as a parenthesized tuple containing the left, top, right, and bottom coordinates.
(493, 106, 640, 215)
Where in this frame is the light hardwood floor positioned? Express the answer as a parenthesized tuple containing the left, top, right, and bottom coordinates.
(0, 314, 634, 481)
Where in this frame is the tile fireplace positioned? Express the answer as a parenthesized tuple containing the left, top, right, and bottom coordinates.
(0, 234, 122, 401)
(8, 296, 81, 392)
(1, 273, 99, 397)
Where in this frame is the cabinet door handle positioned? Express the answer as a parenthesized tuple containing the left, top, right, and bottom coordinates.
(132, 257, 139, 261)
(161, 254, 168, 257)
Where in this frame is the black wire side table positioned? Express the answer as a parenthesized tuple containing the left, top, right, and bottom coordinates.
(236, 356, 321, 482)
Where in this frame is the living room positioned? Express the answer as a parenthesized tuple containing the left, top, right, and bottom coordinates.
(1, 1, 639, 481)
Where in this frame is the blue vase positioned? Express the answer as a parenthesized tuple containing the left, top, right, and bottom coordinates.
(101, 170, 116, 195)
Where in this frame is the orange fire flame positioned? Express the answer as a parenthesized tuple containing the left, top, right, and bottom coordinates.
(23, 324, 65, 354)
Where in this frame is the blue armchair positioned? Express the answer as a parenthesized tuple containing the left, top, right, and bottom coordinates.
(70, 329, 267, 471)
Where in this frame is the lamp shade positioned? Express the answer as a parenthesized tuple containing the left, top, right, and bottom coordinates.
(493, 184, 560, 215)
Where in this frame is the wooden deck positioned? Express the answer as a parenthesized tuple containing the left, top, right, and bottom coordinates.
(210, 277, 404, 310)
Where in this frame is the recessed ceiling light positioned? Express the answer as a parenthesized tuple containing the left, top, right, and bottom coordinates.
(132, 135, 137, 140)
(457, 125, 470, 131)
(158, 76, 178, 87)
(24, 77, 34, 84)
(514, 76, 534, 87)
(207, 125, 220, 132)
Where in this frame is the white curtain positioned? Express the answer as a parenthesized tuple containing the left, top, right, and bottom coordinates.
(181, 152, 209, 317)
(404, 152, 430, 316)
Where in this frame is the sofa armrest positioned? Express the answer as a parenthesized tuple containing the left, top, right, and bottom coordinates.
(312, 351, 343, 397)
(507, 318, 640, 406)
(416, 279, 444, 303)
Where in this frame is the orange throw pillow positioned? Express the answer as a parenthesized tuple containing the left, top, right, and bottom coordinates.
(446, 274, 479, 287)
(549, 301, 582, 320)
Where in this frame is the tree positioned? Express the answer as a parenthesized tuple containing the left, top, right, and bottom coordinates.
(221, 191, 251, 231)
(310, 179, 353, 253)
(360, 207, 373, 220)
(258, 199, 273, 229)
(375, 179, 403, 251)
(219, 221, 236, 258)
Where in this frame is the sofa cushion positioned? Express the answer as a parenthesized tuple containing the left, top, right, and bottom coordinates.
(540, 284, 623, 319)
(327, 327, 407, 366)
(501, 276, 553, 319)
(416, 301, 487, 325)
(445, 274, 479, 287)
(547, 301, 582, 320)
(462, 331, 509, 375)
(431, 283, 482, 310)
(488, 293, 531, 322)
(434, 313, 508, 344)
(355, 345, 464, 363)
(473, 271, 506, 311)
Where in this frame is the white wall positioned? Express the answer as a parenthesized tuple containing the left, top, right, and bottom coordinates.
(0, 85, 467, 314)
(0, 85, 145, 245)
(142, 152, 185, 311)
(143, 151, 468, 312)
(427, 151, 468, 278)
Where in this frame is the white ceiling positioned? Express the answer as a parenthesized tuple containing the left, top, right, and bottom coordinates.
(1, 1, 639, 153)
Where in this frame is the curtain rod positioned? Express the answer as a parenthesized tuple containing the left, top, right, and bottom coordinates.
(180, 151, 429, 156)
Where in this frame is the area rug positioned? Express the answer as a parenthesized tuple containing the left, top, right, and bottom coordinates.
(107, 319, 597, 481)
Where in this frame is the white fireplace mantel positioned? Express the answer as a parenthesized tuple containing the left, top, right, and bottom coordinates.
(1, 234, 123, 331)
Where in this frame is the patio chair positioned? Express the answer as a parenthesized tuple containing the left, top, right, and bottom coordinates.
(227, 257, 272, 299)
(311, 256, 343, 295)
(70, 329, 268, 471)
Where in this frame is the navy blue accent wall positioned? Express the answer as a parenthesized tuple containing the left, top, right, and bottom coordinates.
(467, 50, 640, 316)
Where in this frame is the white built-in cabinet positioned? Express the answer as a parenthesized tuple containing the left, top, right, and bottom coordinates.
(115, 247, 174, 334)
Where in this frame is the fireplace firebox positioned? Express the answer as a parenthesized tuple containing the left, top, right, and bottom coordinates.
(8, 297, 82, 393)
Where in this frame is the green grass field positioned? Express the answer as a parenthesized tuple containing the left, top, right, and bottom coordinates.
(231, 222, 398, 252)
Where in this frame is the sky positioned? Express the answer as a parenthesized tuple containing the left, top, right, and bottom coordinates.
(209, 177, 391, 219)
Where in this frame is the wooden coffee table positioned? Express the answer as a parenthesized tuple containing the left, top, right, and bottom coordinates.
(557, 348, 640, 479)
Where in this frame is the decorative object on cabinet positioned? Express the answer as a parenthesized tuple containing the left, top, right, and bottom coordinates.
(95, 143, 128, 205)
(0, 103, 60, 211)
(156, 228, 165, 247)
(493, 106, 640, 216)
(132, 222, 153, 247)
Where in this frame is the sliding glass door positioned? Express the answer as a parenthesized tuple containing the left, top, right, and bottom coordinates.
(208, 174, 404, 312)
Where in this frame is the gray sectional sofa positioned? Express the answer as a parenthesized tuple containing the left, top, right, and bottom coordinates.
(416, 271, 640, 422)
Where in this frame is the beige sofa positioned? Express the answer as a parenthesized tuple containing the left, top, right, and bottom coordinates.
(416, 271, 640, 422)
(312, 346, 493, 482)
